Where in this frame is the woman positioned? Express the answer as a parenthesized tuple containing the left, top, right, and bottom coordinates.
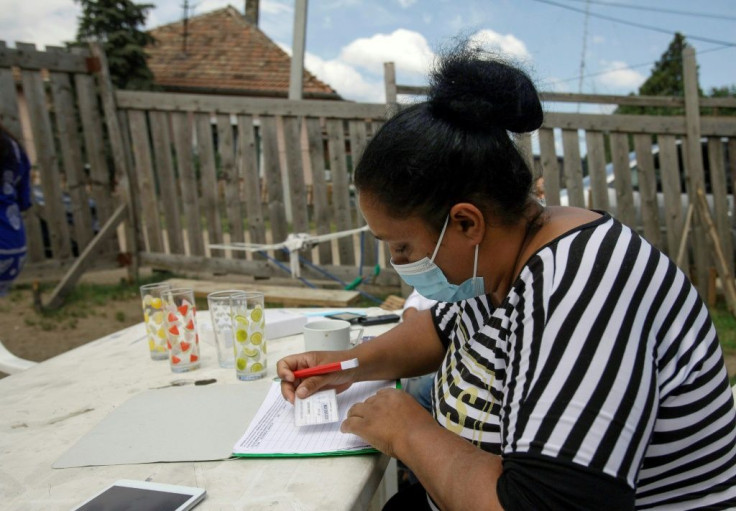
(0, 123, 31, 297)
(278, 45, 736, 510)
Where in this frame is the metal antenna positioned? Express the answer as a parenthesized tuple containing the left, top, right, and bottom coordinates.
(577, 0, 591, 111)
(182, 0, 190, 54)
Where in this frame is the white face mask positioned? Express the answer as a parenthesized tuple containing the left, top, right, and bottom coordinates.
(390, 215, 485, 302)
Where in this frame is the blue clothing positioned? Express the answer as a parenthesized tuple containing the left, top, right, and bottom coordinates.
(0, 134, 31, 295)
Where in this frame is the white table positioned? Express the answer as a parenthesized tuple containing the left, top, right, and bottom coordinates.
(0, 308, 399, 510)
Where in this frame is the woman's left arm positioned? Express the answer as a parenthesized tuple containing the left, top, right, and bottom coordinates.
(341, 388, 504, 511)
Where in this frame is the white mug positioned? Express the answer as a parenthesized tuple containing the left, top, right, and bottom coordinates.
(303, 319, 363, 351)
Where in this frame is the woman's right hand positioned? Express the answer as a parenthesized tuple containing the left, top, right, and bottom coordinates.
(277, 351, 357, 404)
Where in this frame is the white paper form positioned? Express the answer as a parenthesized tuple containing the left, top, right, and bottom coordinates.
(232, 380, 395, 457)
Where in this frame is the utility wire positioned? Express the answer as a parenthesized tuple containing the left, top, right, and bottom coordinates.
(560, 0, 736, 22)
(553, 44, 732, 85)
(530, 0, 736, 47)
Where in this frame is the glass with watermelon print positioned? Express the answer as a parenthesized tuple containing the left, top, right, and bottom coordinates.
(139, 282, 172, 360)
(162, 288, 201, 373)
(230, 291, 266, 381)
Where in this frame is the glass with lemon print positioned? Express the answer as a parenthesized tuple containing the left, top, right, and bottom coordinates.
(230, 291, 266, 381)
(139, 282, 172, 360)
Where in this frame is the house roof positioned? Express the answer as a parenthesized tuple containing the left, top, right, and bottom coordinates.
(146, 6, 340, 99)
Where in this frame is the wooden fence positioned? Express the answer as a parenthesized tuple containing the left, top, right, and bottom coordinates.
(0, 42, 122, 281)
(3, 42, 736, 303)
(113, 90, 398, 286)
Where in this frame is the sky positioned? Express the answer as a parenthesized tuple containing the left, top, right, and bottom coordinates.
(1, 0, 735, 106)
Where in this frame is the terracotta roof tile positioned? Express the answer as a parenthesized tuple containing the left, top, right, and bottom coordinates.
(146, 6, 340, 99)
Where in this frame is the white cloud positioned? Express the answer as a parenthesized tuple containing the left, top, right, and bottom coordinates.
(0, 0, 78, 48)
(305, 52, 384, 103)
(469, 29, 531, 62)
(592, 35, 605, 44)
(260, 0, 294, 16)
(397, 0, 417, 7)
(279, 42, 384, 102)
(596, 60, 645, 91)
(339, 29, 434, 77)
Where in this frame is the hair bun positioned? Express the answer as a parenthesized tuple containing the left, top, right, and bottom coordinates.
(428, 46, 543, 133)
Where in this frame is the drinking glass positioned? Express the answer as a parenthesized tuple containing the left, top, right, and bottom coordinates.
(206, 289, 247, 368)
(139, 282, 172, 360)
(162, 288, 201, 373)
(230, 292, 266, 381)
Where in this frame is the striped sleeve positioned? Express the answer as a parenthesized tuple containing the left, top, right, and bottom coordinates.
(501, 217, 736, 509)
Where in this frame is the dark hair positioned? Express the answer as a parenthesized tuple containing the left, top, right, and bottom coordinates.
(0, 122, 21, 162)
(354, 44, 543, 230)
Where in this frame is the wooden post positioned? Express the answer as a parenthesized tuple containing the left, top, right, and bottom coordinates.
(90, 42, 139, 282)
(384, 62, 398, 117)
(675, 203, 693, 271)
(43, 203, 127, 310)
(288, 0, 308, 100)
(682, 46, 709, 298)
(539, 128, 561, 206)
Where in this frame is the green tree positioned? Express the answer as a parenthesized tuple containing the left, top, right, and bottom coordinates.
(705, 85, 736, 116)
(616, 32, 695, 116)
(73, 0, 157, 90)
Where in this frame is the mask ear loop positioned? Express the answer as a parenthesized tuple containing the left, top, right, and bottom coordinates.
(472, 244, 479, 279)
(430, 215, 450, 262)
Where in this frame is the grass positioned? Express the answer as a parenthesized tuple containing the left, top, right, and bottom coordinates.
(709, 300, 736, 385)
(711, 300, 736, 353)
(9, 271, 178, 332)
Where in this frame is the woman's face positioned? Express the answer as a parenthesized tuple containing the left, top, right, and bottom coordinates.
(358, 192, 474, 285)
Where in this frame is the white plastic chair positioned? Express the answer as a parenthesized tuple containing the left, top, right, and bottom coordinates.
(0, 340, 37, 375)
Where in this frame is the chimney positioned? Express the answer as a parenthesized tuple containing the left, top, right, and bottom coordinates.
(245, 0, 259, 25)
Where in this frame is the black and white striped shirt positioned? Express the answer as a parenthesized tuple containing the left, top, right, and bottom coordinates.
(431, 213, 736, 510)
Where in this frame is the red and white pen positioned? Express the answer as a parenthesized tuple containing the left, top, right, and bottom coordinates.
(293, 358, 359, 379)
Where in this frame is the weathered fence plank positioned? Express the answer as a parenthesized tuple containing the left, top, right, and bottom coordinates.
(584, 130, 610, 211)
(683, 47, 710, 295)
(171, 112, 204, 256)
(561, 129, 584, 207)
(49, 66, 94, 253)
(609, 132, 636, 229)
(538, 128, 561, 206)
(19, 54, 72, 259)
(729, 138, 736, 227)
(514, 132, 533, 173)
(128, 110, 163, 252)
(658, 135, 684, 263)
(347, 119, 377, 268)
(633, 133, 661, 249)
(326, 118, 355, 266)
(283, 115, 310, 253)
(237, 114, 266, 248)
(149, 111, 184, 254)
(116, 90, 388, 120)
(261, 115, 288, 261)
(0, 49, 22, 139)
(305, 117, 333, 265)
(92, 41, 140, 279)
(73, 58, 114, 233)
(707, 136, 733, 275)
(215, 114, 243, 259)
(194, 113, 223, 257)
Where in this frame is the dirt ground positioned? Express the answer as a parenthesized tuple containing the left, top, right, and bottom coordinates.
(0, 269, 149, 377)
(2, 268, 736, 380)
